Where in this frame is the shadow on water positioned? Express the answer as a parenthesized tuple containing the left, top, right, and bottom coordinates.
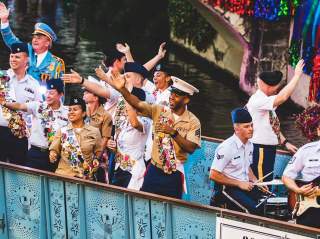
(0, 0, 307, 146)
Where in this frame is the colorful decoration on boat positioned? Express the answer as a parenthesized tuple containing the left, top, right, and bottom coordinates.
(206, 0, 301, 20)
(295, 104, 320, 141)
(287, 0, 320, 102)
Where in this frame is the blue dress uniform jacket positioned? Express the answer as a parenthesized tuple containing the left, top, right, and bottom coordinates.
(1, 24, 65, 82)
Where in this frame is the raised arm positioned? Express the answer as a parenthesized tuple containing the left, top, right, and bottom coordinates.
(0, 2, 22, 48)
(116, 43, 134, 62)
(273, 60, 304, 108)
(126, 103, 143, 132)
(143, 42, 166, 71)
(104, 71, 148, 114)
(62, 69, 111, 99)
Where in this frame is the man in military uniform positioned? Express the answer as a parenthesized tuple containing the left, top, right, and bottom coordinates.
(105, 72, 201, 199)
(2, 79, 68, 171)
(0, 42, 41, 165)
(282, 110, 320, 228)
(0, 2, 65, 82)
(246, 60, 304, 182)
(210, 108, 263, 215)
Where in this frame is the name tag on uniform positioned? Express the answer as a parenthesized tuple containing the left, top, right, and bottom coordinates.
(309, 159, 319, 162)
(24, 87, 35, 94)
(233, 156, 240, 160)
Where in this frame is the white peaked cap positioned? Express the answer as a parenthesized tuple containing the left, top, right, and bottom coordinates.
(171, 76, 199, 96)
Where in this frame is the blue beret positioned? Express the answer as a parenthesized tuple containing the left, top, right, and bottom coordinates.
(124, 62, 149, 79)
(69, 97, 86, 111)
(259, 71, 282, 86)
(131, 87, 146, 101)
(231, 107, 252, 124)
(46, 79, 64, 93)
(33, 22, 57, 42)
(11, 43, 29, 55)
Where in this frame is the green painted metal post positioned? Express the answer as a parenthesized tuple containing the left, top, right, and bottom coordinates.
(0, 169, 8, 239)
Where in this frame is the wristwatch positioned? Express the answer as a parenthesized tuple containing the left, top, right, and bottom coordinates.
(170, 130, 178, 138)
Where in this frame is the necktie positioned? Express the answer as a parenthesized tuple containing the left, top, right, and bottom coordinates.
(35, 55, 38, 67)
(269, 111, 281, 144)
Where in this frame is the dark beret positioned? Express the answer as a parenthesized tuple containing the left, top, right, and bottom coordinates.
(46, 78, 64, 93)
(69, 97, 86, 111)
(11, 43, 29, 55)
(231, 107, 252, 124)
(259, 71, 283, 86)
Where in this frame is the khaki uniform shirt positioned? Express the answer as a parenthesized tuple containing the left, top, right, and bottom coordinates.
(140, 103, 201, 170)
(87, 105, 112, 138)
(49, 124, 102, 177)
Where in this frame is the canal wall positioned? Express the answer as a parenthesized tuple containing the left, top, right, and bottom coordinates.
(170, 0, 309, 108)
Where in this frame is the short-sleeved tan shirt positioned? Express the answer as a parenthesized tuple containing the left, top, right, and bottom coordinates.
(140, 102, 201, 170)
(49, 124, 102, 177)
(88, 105, 112, 138)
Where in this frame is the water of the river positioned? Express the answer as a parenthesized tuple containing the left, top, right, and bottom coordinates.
(0, 0, 307, 146)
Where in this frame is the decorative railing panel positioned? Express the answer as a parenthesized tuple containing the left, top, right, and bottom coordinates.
(0, 137, 318, 239)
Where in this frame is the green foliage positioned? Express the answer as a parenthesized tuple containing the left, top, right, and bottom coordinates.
(168, 0, 217, 52)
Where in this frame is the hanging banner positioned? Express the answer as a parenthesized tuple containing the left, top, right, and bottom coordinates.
(216, 217, 314, 239)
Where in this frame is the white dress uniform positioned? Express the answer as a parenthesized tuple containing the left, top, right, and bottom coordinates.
(283, 141, 320, 182)
(0, 70, 41, 127)
(246, 89, 278, 145)
(211, 134, 253, 182)
(282, 140, 320, 228)
(115, 115, 151, 190)
(26, 101, 69, 149)
(0, 70, 41, 165)
(246, 89, 279, 182)
(210, 134, 263, 214)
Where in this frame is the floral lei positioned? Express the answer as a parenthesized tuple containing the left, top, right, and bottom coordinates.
(114, 96, 127, 132)
(38, 103, 56, 144)
(156, 108, 176, 174)
(115, 150, 136, 172)
(0, 76, 28, 139)
(61, 127, 99, 180)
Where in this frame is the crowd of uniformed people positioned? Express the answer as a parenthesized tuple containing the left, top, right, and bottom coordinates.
(0, 2, 319, 229)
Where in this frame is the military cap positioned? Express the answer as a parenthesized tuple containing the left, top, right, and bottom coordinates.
(170, 76, 199, 96)
(32, 22, 57, 42)
(154, 63, 172, 75)
(46, 78, 64, 93)
(259, 71, 283, 86)
(69, 97, 86, 111)
(10, 42, 29, 55)
(124, 62, 150, 79)
(231, 107, 252, 124)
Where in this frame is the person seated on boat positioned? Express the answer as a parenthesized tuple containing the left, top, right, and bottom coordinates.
(102, 72, 201, 199)
(246, 60, 305, 183)
(107, 87, 151, 189)
(282, 106, 320, 228)
(0, 3, 65, 83)
(49, 97, 103, 180)
(1, 78, 68, 172)
(209, 108, 264, 215)
(0, 42, 42, 166)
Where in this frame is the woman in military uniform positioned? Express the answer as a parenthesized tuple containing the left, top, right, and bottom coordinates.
(49, 97, 102, 180)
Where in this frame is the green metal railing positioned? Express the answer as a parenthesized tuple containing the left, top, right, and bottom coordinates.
(0, 137, 319, 238)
